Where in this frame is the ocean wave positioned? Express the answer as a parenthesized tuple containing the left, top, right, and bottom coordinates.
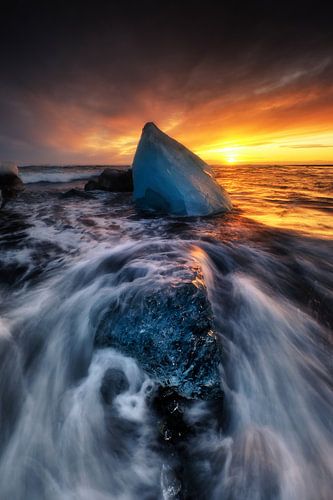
(19, 171, 99, 184)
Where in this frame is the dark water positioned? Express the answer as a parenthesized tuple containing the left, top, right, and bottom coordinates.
(0, 165, 332, 499)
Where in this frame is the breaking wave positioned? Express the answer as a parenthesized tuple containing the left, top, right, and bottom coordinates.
(18, 166, 117, 185)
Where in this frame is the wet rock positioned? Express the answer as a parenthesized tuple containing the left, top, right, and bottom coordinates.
(95, 272, 223, 400)
(151, 386, 223, 499)
(84, 168, 133, 192)
(153, 387, 193, 444)
(60, 188, 95, 199)
(84, 177, 99, 190)
(0, 162, 24, 207)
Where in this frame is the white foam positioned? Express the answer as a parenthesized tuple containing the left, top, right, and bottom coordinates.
(20, 170, 98, 184)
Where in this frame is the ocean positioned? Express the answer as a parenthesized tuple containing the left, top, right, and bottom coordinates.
(0, 164, 332, 499)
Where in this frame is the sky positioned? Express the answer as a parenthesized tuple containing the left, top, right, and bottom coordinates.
(1, 0, 333, 165)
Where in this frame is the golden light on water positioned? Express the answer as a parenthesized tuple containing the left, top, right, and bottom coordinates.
(217, 164, 333, 239)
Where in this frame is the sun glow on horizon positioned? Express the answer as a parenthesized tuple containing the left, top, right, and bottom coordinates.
(73, 124, 333, 166)
(20, 74, 333, 166)
(44, 103, 333, 166)
(195, 145, 243, 165)
(224, 147, 239, 164)
(193, 129, 333, 165)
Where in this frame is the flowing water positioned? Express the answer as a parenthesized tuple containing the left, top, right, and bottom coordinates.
(0, 164, 332, 499)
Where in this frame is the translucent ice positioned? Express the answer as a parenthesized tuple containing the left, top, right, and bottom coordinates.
(132, 123, 232, 216)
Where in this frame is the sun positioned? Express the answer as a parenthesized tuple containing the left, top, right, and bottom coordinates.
(221, 146, 239, 164)
(226, 154, 237, 164)
(195, 144, 241, 164)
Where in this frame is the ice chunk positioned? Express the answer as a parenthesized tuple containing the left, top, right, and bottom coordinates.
(132, 123, 232, 216)
(95, 267, 223, 400)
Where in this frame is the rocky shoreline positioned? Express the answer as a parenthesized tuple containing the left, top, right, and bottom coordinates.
(0, 161, 24, 208)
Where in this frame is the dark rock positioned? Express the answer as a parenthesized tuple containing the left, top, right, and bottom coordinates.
(95, 272, 223, 400)
(0, 162, 25, 207)
(84, 168, 133, 192)
(84, 178, 99, 191)
(60, 188, 95, 199)
(151, 385, 223, 499)
(153, 387, 193, 444)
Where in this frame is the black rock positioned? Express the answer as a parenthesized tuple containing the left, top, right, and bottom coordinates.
(84, 168, 133, 192)
(60, 188, 95, 199)
(0, 163, 25, 207)
(84, 178, 99, 191)
(153, 387, 193, 444)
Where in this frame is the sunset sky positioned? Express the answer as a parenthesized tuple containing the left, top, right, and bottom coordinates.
(1, 0, 333, 165)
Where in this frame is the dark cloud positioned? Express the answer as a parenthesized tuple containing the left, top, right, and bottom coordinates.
(1, 0, 333, 163)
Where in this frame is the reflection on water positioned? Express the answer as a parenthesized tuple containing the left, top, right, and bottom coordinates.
(215, 164, 333, 238)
